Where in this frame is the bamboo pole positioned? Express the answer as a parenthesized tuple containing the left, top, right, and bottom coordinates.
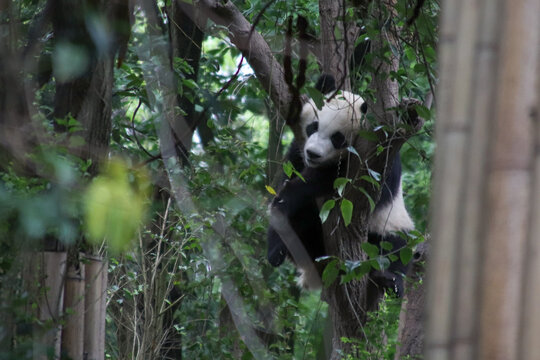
(519, 42, 540, 359)
(83, 255, 108, 360)
(427, 0, 540, 359)
(62, 262, 85, 360)
(33, 252, 67, 360)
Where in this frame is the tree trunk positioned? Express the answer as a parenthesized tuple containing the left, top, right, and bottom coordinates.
(266, 100, 285, 186)
(395, 241, 429, 359)
(0, 1, 34, 173)
(52, 0, 114, 175)
(318, 0, 359, 90)
(425, 0, 540, 359)
(318, 1, 405, 357)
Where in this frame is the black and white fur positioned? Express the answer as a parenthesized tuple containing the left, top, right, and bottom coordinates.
(267, 75, 413, 295)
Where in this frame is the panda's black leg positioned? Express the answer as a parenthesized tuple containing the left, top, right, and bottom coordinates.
(272, 166, 336, 216)
(368, 232, 410, 297)
(267, 226, 288, 267)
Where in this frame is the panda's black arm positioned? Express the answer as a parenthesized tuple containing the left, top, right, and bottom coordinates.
(272, 166, 336, 216)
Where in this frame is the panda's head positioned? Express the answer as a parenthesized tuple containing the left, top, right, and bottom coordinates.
(300, 91, 368, 168)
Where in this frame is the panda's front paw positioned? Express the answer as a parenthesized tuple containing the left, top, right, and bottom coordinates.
(399, 98, 424, 131)
(271, 195, 282, 206)
(271, 195, 287, 211)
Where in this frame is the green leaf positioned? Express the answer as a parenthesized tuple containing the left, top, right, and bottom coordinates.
(400, 247, 414, 265)
(380, 241, 393, 251)
(283, 161, 305, 182)
(333, 177, 351, 197)
(306, 86, 325, 109)
(319, 199, 336, 223)
(414, 104, 431, 120)
(322, 259, 340, 288)
(361, 242, 379, 258)
(83, 159, 149, 254)
(340, 198, 353, 226)
(358, 187, 376, 213)
(357, 130, 379, 141)
(360, 175, 380, 189)
(283, 161, 293, 178)
(293, 169, 306, 182)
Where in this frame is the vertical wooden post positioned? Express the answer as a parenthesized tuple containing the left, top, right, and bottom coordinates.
(33, 252, 67, 360)
(426, 0, 540, 359)
(84, 255, 108, 360)
(519, 50, 540, 360)
(62, 261, 85, 360)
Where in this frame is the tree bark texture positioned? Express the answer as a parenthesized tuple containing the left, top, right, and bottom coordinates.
(426, 0, 540, 359)
(318, 0, 359, 91)
(52, 0, 115, 175)
(0, 2, 36, 173)
(394, 241, 429, 360)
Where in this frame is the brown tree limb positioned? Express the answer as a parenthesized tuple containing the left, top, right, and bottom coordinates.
(195, 0, 291, 117)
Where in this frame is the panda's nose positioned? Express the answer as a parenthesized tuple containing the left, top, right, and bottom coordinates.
(306, 150, 321, 160)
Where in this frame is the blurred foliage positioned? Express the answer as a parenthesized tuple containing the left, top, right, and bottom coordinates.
(83, 159, 150, 254)
(0, 0, 437, 359)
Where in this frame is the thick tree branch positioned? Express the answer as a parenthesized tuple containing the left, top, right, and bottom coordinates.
(195, 0, 292, 119)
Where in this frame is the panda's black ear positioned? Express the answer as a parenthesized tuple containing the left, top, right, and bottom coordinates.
(315, 74, 336, 94)
(361, 102, 368, 114)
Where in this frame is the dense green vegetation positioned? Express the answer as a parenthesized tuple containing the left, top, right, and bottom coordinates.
(0, 0, 437, 358)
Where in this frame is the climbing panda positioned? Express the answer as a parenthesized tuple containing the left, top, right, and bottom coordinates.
(267, 74, 414, 295)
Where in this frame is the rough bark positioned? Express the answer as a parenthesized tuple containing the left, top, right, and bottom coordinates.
(266, 100, 285, 186)
(318, 0, 359, 91)
(395, 241, 429, 360)
(51, 0, 115, 176)
(0, 2, 35, 174)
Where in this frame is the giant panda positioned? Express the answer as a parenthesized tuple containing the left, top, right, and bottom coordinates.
(267, 74, 414, 295)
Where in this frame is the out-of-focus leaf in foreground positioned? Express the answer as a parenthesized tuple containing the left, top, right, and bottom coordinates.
(83, 159, 150, 254)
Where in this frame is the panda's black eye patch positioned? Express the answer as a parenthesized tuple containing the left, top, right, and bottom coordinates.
(331, 131, 347, 149)
(306, 121, 318, 137)
(361, 102, 368, 114)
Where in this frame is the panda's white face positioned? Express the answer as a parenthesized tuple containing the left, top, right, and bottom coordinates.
(300, 91, 367, 168)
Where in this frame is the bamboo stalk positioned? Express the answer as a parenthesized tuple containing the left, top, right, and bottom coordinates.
(427, 0, 540, 359)
(33, 252, 67, 360)
(62, 262, 85, 360)
(83, 255, 108, 360)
